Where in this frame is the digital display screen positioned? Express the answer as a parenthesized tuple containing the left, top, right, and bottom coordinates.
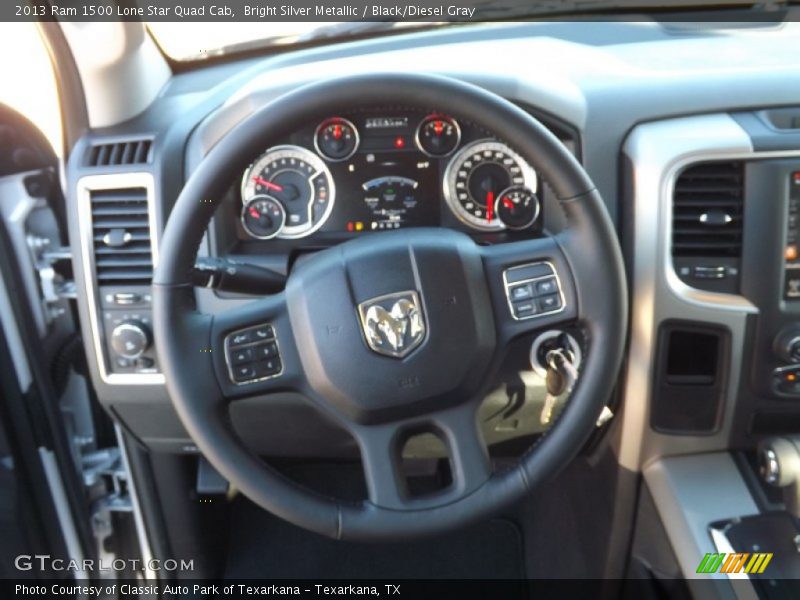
(322, 151, 441, 233)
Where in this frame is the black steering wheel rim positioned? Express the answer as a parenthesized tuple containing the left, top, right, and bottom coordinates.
(152, 72, 627, 541)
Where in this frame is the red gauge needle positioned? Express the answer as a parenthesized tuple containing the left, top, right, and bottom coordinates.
(248, 207, 260, 219)
(502, 197, 515, 210)
(253, 176, 283, 192)
(486, 191, 495, 222)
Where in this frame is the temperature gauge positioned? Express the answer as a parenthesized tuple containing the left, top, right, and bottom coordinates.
(314, 117, 359, 161)
(416, 115, 460, 157)
(241, 196, 286, 240)
(496, 186, 540, 230)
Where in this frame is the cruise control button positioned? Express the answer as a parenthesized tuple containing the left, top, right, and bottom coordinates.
(253, 341, 278, 360)
(228, 331, 253, 347)
(512, 301, 536, 319)
(229, 347, 254, 366)
(232, 364, 257, 383)
(537, 294, 562, 312)
(509, 283, 534, 301)
(535, 277, 558, 296)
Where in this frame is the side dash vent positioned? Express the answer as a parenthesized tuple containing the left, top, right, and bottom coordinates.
(90, 187, 153, 284)
(672, 160, 745, 293)
(672, 161, 744, 257)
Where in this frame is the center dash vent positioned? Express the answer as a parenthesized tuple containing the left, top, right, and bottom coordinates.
(86, 139, 152, 167)
(90, 187, 153, 284)
(672, 161, 744, 257)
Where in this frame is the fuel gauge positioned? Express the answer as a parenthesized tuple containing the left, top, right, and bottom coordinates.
(496, 186, 541, 231)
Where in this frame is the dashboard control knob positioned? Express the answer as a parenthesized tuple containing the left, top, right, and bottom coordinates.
(111, 321, 151, 360)
(774, 326, 800, 363)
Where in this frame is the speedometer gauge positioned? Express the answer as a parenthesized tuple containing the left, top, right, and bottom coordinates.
(443, 140, 537, 231)
(241, 145, 335, 239)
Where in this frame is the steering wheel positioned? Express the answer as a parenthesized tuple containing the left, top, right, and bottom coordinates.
(153, 73, 627, 541)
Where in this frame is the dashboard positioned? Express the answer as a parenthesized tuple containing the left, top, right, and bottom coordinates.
(61, 21, 800, 466)
(212, 106, 578, 262)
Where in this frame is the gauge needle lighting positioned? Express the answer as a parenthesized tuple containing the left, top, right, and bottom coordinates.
(502, 197, 515, 210)
(253, 176, 284, 192)
(486, 191, 495, 222)
(249, 207, 260, 218)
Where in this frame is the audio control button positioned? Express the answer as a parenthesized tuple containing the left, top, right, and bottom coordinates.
(224, 322, 282, 384)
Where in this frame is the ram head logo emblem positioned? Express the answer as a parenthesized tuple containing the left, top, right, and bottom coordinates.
(358, 291, 426, 358)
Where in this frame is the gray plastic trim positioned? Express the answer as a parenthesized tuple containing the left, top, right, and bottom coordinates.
(115, 425, 157, 580)
(620, 114, 764, 472)
(75, 173, 164, 385)
(0, 261, 32, 393)
(39, 448, 89, 581)
(644, 453, 759, 599)
(0, 171, 50, 337)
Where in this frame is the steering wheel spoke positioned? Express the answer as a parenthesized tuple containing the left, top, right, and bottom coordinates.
(210, 293, 306, 401)
(480, 236, 579, 343)
(354, 403, 491, 511)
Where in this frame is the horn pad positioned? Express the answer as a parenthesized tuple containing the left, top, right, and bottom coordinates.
(285, 228, 496, 424)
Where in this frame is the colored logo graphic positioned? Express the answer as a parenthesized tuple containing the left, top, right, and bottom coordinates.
(696, 552, 773, 575)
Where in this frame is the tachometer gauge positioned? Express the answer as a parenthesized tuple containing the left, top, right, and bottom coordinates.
(241, 196, 286, 240)
(443, 140, 537, 231)
(314, 117, 359, 161)
(495, 186, 540, 230)
(415, 115, 460, 157)
(241, 145, 334, 239)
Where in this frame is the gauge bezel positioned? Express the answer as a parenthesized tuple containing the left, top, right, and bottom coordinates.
(414, 114, 461, 158)
(240, 195, 287, 240)
(313, 117, 360, 162)
(494, 186, 541, 231)
(240, 145, 336, 239)
(442, 139, 537, 232)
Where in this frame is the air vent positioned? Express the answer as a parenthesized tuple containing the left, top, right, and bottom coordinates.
(90, 187, 153, 284)
(672, 161, 744, 257)
(87, 139, 152, 167)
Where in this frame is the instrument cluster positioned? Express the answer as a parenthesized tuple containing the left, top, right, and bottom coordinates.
(234, 109, 552, 243)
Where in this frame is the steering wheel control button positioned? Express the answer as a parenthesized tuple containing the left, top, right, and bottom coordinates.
(513, 301, 537, 319)
(254, 342, 279, 360)
(255, 358, 282, 377)
(253, 325, 274, 340)
(224, 323, 283, 384)
(538, 294, 562, 312)
(509, 283, 534, 301)
(228, 331, 253, 347)
(535, 278, 558, 296)
(503, 262, 565, 321)
(230, 347, 255, 366)
(232, 364, 257, 383)
(504, 263, 553, 283)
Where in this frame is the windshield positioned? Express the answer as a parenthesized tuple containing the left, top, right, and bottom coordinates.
(147, 22, 441, 61)
(147, 0, 798, 61)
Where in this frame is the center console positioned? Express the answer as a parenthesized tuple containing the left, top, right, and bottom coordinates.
(624, 108, 800, 596)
